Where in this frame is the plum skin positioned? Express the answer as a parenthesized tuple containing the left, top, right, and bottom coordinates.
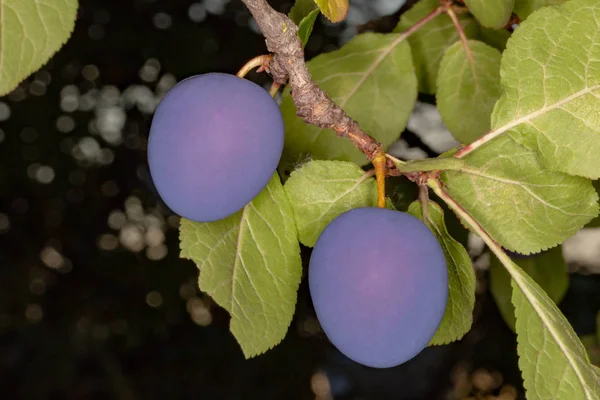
(308, 207, 448, 368)
(147, 72, 284, 222)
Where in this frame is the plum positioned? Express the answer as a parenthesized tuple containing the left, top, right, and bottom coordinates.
(308, 207, 448, 368)
(147, 72, 284, 222)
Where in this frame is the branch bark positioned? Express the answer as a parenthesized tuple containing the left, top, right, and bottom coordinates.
(241, 0, 383, 160)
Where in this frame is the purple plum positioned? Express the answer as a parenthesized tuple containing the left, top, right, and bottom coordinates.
(309, 207, 448, 368)
(147, 73, 284, 222)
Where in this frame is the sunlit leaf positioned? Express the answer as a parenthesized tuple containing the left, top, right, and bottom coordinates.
(437, 40, 502, 143)
(441, 135, 599, 254)
(284, 160, 378, 247)
(0, 0, 79, 96)
(179, 174, 302, 358)
(492, 0, 600, 179)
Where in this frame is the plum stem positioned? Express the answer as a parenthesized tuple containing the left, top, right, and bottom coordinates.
(372, 152, 387, 208)
(236, 54, 273, 79)
(238, 0, 443, 164)
(269, 82, 281, 97)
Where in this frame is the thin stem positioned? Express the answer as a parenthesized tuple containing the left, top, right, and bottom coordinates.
(445, 5, 474, 73)
(428, 178, 528, 277)
(398, 6, 446, 39)
(418, 184, 430, 222)
(269, 82, 281, 97)
(236, 54, 273, 78)
(373, 152, 387, 208)
(453, 128, 503, 158)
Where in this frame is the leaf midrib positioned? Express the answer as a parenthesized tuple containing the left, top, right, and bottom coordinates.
(510, 268, 598, 399)
(230, 205, 250, 312)
(494, 84, 600, 137)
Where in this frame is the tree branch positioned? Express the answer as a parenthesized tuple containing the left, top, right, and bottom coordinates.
(241, 0, 383, 159)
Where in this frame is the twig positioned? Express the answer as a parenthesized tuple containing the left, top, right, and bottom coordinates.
(239, 0, 445, 162)
(240, 0, 382, 159)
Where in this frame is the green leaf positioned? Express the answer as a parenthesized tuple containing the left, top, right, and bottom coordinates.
(509, 261, 600, 399)
(440, 135, 599, 254)
(478, 26, 512, 51)
(289, 0, 317, 24)
(408, 201, 475, 345)
(394, 0, 479, 94)
(388, 154, 465, 172)
(314, 0, 348, 23)
(288, 0, 319, 47)
(427, 178, 600, 400)
(437, 40, 502, 143)
(283, 160, 377, 247)
(513, 0, 568, 19)
(297, 9, 320, 47)
(491, 0, 600, 179)
(179, 174, 302, 358)
(0, 0, 79, 96)
(489, 246, 568, 332)
(280, 32, 417, 166)
(464, 0, 514, 28)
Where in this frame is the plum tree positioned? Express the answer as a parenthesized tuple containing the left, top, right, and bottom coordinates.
(147, 72, 284, 222)
(308, 207, 448, 368)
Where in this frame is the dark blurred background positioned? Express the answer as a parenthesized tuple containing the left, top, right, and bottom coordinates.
(1, 0, 599, 399)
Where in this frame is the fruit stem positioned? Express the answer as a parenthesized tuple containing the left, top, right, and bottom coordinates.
(236, 54, 273, 79)
(373, 152, 387, 208)
(418, 183, 430, 222)
(269, 82, 281, 97)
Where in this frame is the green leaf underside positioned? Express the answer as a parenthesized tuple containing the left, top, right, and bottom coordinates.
(437, 40, 503, 143)
(440, 135, 599, 254)
(389, 155, 465, 173)
(513, 0, 568, 19)
(297, 9, 320, 47)
(284, 160, 377, 247)
(506, 258, 600, 399)
(289, 0, 318, 24)
(314, 0, 348, 23)
(464, 0, 514, 29)
(489, 246, 568, 332)
(0, 0, 78, 96)
(280, 32, 417, 166)
(179, 174, 302, 358)
(408, 201, 475, 345)
(491, 0, 600, 179)
(394, 0, 479, 94)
